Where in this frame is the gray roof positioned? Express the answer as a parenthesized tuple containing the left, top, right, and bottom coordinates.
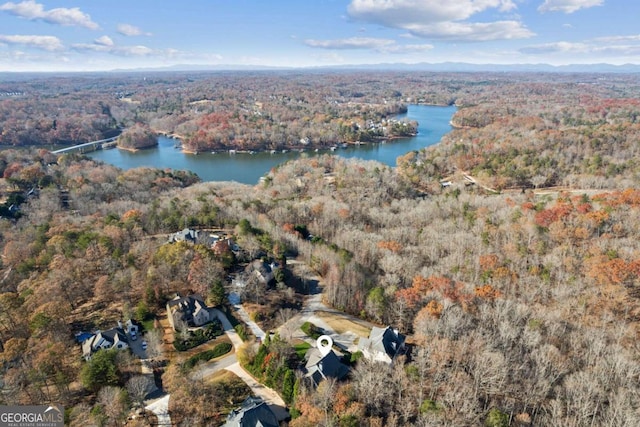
(223, 396, 279, 427)
(167, 294, 208, 326)
(305, 348, 349, 386)
(169, 229, 226, 247)
(81, 327, 128, 359)
(170, 228, 199, 243)
(358, 326, 406, 359)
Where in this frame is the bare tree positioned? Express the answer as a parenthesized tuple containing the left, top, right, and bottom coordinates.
(126, 375, 156, 408)
(144, 328, 164, 361)
(97, 386, 127, 427)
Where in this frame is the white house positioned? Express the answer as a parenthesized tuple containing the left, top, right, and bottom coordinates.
(82, 326, 129, 360)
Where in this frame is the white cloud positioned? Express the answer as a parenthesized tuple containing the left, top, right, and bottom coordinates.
(520, 37, 640, 58)
(72, 41, 153, 56)
(346, 0, 531, 41)
(348, 0, 517, 25)
(94, 35, 114, 47)
(595, 34, 640, 43)
(520, 41, 589, 54)
(538, 0, 603, 14)
(386, 43, 434, 53)
(0, 0, 99, 29)
(305, 37, 395, 50)
(117, 23, 151, 37)
(0, 34, 63, 50)
(304, 37, 433, 53)
(406, 20, 534, 41)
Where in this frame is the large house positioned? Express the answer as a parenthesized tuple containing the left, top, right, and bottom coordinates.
(303, 335, 349, 386)
(248, 260, 276, 286)
(357, 326, 406, 364)
(82, 326, 129, 360)
(168, 229, 239, 253)
(223, 396, 279, 427)
(304, 347, 349, 386)
(167, 228, 201, 244)
(166, 294, 213, 331)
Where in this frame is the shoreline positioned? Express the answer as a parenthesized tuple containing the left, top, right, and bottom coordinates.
(178, 134, 418, 156)
(116, 143, 159, 153)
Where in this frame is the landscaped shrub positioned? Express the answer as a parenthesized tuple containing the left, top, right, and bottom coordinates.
(173, 320, 224, 351)
(183, 342, 233, 370)
(300, 321, 323, 339)
(234, 324, 248, 341)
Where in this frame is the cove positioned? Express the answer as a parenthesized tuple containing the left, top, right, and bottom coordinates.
(88, 104, 456, 185)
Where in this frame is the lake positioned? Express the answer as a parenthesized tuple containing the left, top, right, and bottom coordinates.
(88, 104, 456, 184)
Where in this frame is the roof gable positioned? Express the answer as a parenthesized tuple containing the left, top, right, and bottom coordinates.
(224, 397, 279, 427)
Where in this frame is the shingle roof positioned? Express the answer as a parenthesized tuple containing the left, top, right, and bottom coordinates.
(223, 396, 279, 427)
(305, 348, 349, 385)
(358, 326, 406, 359)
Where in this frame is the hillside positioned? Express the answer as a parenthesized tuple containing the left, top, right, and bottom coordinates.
(0, 72, 640, 426)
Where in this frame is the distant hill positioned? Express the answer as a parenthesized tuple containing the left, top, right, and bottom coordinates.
(107, 62, 640, 74)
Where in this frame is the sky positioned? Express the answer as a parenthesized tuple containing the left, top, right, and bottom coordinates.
(0, 0, 638, 72)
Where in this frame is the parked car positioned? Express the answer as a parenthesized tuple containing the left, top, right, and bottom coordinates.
(130, 331, 137, 341)
(141, 340, 147, 350)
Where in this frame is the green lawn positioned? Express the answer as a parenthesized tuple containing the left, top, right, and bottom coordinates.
(293, 341, 311, 359)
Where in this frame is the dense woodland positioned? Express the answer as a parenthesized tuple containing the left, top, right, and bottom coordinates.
(0, 71, 424, 152)
(1, 71, 640, 426)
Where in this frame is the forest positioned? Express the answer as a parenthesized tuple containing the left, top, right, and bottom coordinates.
(0, 71, 424, 152)
(0, 71, 640, 426)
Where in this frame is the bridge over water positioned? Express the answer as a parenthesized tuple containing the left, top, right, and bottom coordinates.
(51, 136, 118, 154)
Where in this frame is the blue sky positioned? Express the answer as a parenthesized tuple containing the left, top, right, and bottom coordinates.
(0, 0, 637, 71)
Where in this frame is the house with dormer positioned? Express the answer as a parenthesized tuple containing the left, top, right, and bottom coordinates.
(304, 347, 350, 386)
(357, 326, 406, 365)
(166, 294, 213, 331)
(82, 326, 129, 360)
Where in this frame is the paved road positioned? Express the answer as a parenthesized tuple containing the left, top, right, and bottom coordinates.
(145, 394, 171, 426)
(205, 308, 290, 422)
(191, 352, 238, 380)
(279, 260, 362, 353)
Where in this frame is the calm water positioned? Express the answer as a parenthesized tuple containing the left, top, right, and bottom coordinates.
(88, 105, 455, 184)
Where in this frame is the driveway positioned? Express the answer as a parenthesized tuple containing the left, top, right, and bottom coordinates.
(128, 332, 148, 359)
(231, 302, 267, 341)
(190, 353, 237, 380)
(145, 394, 171, 426)
(225, 362, 289, 421)
(211, 308, 244, 348)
